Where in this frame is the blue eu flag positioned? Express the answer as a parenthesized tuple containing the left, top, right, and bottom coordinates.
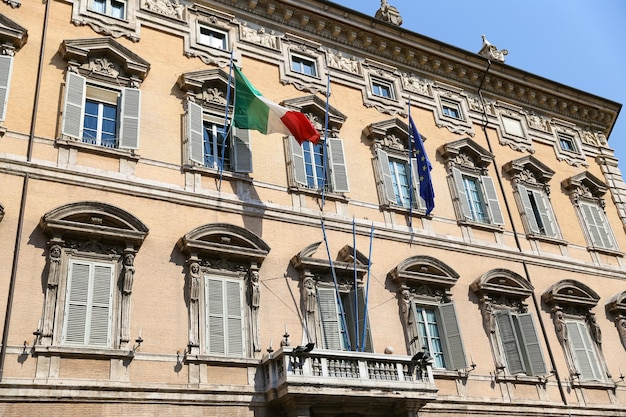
(409, 115, 435, 215)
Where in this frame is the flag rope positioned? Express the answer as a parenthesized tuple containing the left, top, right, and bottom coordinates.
(218, 50, 235, 192)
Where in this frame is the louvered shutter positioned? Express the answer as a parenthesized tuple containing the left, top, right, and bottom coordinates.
(345, 288, 372, 352)
(119, 88, 141, 149)
(407, 302, 421, 355)
(495, 311, 525, 374)
(187, 100, 205, 164)
(290, 136, 307, 186)
(581, 202, 614, 249)
(328, 138, 349, 192)
(452, 167, 472, 220)
(89, 264, 114, 346)
(377, 149, 396, 204)
(514, 313, 547, 376)
(225, 280, 244, 356)
(410, 157, 425, 208)
(566, 321, 603, 381)
(533, 190, 557, 237)
(438, 302, 467, 370)
(206, 278, 226, 354)
(61, 71, 86, 139)
(317, 287, 343, 350)
(64, 261, 91, 344)
(232, 127, 252, 173)
(482, 175, 504, 225)
(0, 55, 13, 121)
(518, 184, 540, 233)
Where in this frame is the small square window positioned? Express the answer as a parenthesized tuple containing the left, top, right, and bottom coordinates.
(371, 78, 395, 99)
(291, 55, 317, 77)
(442, 100, 462, 119)
(91, 0, 127, 19)
(198, 25, 228, 50)
(558, 133, 577, 152)
(502, 115, 524, 137)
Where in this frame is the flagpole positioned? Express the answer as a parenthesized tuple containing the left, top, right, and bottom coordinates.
(352, 217, 359, 351)
(361, 222, 374, 352)
(321, 72, 331, 210)
(407, 97, 414, 229)
(218, 49, 235, 192)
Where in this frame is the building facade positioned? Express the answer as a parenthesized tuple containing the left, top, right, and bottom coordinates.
(0, 0, 625, 416)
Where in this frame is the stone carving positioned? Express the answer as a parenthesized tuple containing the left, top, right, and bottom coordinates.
(402, 73, 431, 97)
(302, 276, 319, 346)
(617, 316, 626, 350)
(375, 0, 403, 26)
(2, 0, 21, 8)
(241, 24, 278, 49)
(552, 308, 577, 376)
(144, 0, 185, 20)
(120, 252, 136, 344)
(249, 269, 261, 352)
(478, 35, 508, 63)
(526, 113, 551, 132)
(201, 87, 227, 105)
(88, 57, 121, 78)
(42, 244, 63, 339)
(188, 261, 201, 347)
(327, 50, 360, 74)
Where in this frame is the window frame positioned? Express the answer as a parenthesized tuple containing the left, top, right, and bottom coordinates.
(0, 54, 14, 123)
(517, 183, 559, 238)
(90, 0, 127, 20)
(289, 135, 349, 194)
(451, 167, 504, 226)
(371, 77, 395, 100)
(203, 275, 246, 357)
(441, 98, 463, 120)
(557, 132, 578, 153)
(197, 23, 228, 50)
(565, 319, 604, 382)
(290, 53, 318, 77)
(376, 148, 422, 210)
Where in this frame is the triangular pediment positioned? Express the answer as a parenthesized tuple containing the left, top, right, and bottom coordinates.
(177, 68, 232, 95)
(562, 171, 608, 197)
(438, 138, 494, 168)
(60, 37, 150, 81)
(0, 14, 27, 51)
(291, 241, 369, 276)
(503, 155, 555, 184)
(282, 95, 346, 132)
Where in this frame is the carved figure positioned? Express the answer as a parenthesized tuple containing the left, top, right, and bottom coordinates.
(478, 35, 508, 63)
(189, 262, 200, 301)
(188, 262, 201, 347)
(304, 277, 317, 314)
(328, 50, 359, 74)
(375, 0, 403, 26)
(122, 253, 135, 294)
(145, 0, 184, 19)
(249, 270, 261, 351)
(47, 245, 62, 286)
(588, 314, 602, 345)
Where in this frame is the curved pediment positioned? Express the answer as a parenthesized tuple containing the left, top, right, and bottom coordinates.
(40, 201, 149, 248)
(60, 37, 150, 82)
(178, 223, 270, 264)
(291, 241, 369, 275)
(542, 279, 600, 309)
(605, 290, 626, 316)
(389, 255, 458, 288)
(470, 268, 533, 299)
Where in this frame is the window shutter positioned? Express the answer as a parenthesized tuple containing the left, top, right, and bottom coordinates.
(232, 127, 252, 173)
(206, 278, 226, 354)
(345, 287, 373, 352)
(119, 88, 141, 149)
(495, 311, 525, 374)
(0, 55, 13, 121)
(328, 138, 350, 193)
(290, 136, 308, 186)
(566, 321, 603, 381)
(407, 302, 421, 355)
(581, 202, 614, 249)
(376, 149, 396, 204)
(533, 190, 557, 237)
(187, 100, 205, 164)
(514, 313, 547, 376)
(438, 302, 467, 370)
(64, 261, 91, 344)
(482, 175, 504, 225)
(225, 280, 244, 356)
(451, 167, 472, 220)
(61, 71, 86, 140)
(410, 157, 425, 208)
(317, 287, 343, 350)
(518, 184, 540, 233)
(89, 264, 114, 346)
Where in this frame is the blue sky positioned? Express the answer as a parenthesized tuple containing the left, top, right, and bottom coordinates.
(332, 0, 626, 168)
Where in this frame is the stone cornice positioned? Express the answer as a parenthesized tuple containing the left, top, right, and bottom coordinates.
(206, 0, 621, 136)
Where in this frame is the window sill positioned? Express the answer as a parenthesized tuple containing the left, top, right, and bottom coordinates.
(587, 246, 623, 257)
(33, 345, 133, 360)
(457, 219, 503, 232)
(381, 203, 428, 217)
(288, 185, 349, 203)
(526, 233, 567, 245)
(56, 137, 140, 161)
(494, 373, 548, 385)
(184, 353, 260, 367)
(570, 379, 616, 390)
(183, 164, 253, 183)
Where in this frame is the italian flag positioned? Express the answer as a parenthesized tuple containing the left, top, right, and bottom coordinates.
(233, 66, 320, 145)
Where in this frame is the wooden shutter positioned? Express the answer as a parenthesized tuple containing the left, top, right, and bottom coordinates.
(407, 302, 421, 355)
(61, 71, 86, 139)
(410, 157, 425, 208)
(187, 100, 205, 164)
(290, 135, 307, 186)
(64, 261, 91, 344)
(317, 287, 343, 350)
(206, 278, 225, 354)
(232, 127, 252, 173)
(119, 88, 141, 149)
(89, 264, 114, 346)
(482, 175, 504, 225)
(518, 184, 540, 233)
(451, 167, 472, 220)
(206, 277, 244, 356)
(438, 302, 467, 370)
(495, 311, 525, 374)
(514, 313, 547, 376)
(0, 55, 13, 121)
(566, 321, 603, 381)
(345, 287, 373, 352)
(328, 138, 350, 193)
(533, 190, 557, 237)
(376, 149, 396, 204)
(225, 280, 244, 356)
(581, 202, 614, 249)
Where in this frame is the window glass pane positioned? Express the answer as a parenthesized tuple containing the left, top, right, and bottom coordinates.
(527, 191, 546, 234)
(442, 101, 461, 119)
(558, 133, 576, 152)
(302, 141, 326, 189)
(110, 0, 126, 19)
(389, 159, 411, 207)
(416, 307, 446, 368)
(502, 116, 524, 136)
(92, 0, 106, 14)
(291, 56, 317, 76)
(372, 81, 393, 98)
(82, 99, 118, 147)
(463, 176, 488, 223)
(199, 26, 227, 49)
(203, 122, 231, 170)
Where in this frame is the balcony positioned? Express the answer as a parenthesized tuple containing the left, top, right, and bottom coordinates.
(262, 347, 438, 417)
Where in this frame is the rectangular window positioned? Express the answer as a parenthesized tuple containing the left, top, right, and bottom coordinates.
(566, 320, 604, 382)
(451, 167, 504, 226)
(198, 25, 228, 50)
(202, 121, 231, 170)
(82, 86, 119, 148)
(317, 287, 372, 352)
(91, 0, 126, 19)
(558, 132, 577, 152)
(291, 55, 317, 77)
(495, 311, 547, 376)
(63, 260, 114, 347)
(205, 277, 245, 356)
(290, 136, 349, 193)
(441, 99, 462, 119)
(517, 184, 558, 237)
(371, 79, 394, 99)
(303, 140, 327, 189)
(0, 55, 14, 122)
(580, 201, 616, 250)
(463, 176, 489, 223)
(388, 158, 412, 208)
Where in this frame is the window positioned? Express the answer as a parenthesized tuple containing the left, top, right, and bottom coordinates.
(494, 310, 546, 376)
(452, 168, 503, 225)
(290, 136, 349, 193)
(558, 132, 577, 152)
(579, 201, 615, 250)
(0, 54, 14, 122)
(371, 78, 394, 99)
(518, 185, 558, 237)
(198, 24, 228, 50)
(502, 115, 524, 137)
(186, 100, 251, 173)
(91, 0, 126, 19)
(441, 99, 462, 119)
(377, 149, 421, 209)
(205, 276, 245, 356)
(291, 54, 317, 77)
(61, 71, 141, 150)
(565, 319, 604, 382)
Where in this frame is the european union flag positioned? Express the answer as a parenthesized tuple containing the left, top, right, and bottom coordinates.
(409, 115, 435, 215)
